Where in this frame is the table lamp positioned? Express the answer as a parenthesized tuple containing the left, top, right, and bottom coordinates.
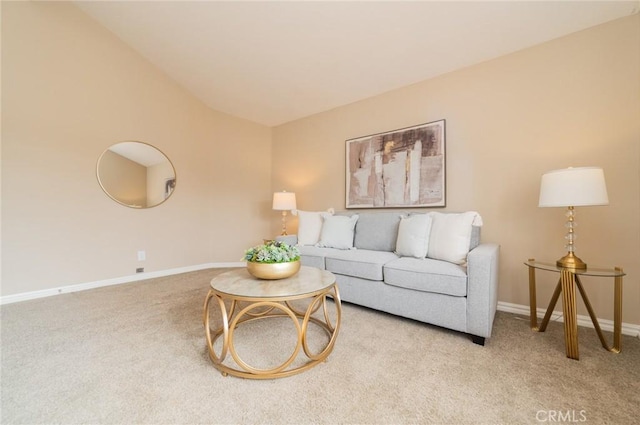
(273, 191, 297, 235)
(538, 167, 609, 269)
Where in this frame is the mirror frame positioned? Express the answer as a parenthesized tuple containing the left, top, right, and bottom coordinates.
(96, 141, 177, 209)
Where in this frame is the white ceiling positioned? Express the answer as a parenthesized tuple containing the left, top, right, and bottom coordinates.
(75, 0, 639, 127)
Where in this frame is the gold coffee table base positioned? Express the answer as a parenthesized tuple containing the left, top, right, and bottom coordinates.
(203, 267, 341, 379)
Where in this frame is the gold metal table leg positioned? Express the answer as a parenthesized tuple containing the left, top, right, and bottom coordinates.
(538, 279, 562, 333)
(560, 269, 579, 360)
(528, 259, 538, 330)
(574, 272, 623, 354)
(613, 267, 623, 353)
(574, 269, 624, 354)
(575, 275, 609, 350)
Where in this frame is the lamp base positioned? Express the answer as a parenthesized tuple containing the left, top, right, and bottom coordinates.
(556, 252, 587, 270)
(280, 211, 288, 236)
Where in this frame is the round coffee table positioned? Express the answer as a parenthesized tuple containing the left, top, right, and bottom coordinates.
(203, 266, 341, 379)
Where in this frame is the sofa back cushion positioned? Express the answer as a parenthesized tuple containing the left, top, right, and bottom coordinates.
(353, 212, 401, 252)
(470, 226, 481, 251)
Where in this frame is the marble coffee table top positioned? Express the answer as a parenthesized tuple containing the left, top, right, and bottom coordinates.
(210, 266, 335, 299)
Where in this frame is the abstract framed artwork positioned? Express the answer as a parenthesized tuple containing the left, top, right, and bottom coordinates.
(346, 120, 445, 209)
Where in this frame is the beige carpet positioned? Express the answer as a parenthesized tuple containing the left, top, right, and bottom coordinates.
(1, 268, 638, 424)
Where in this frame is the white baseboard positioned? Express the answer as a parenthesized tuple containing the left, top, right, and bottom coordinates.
(0, 262, 244, 305)
(497, 301, 640, 338)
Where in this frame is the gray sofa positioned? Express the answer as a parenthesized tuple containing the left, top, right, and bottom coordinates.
(289, 211, 499, 345)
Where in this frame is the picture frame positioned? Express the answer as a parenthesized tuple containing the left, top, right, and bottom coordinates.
(345, 120, 445, 209)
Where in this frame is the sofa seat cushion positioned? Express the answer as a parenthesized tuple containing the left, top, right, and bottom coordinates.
(324, 249, 399, 281)
(383, 257, 468, 297)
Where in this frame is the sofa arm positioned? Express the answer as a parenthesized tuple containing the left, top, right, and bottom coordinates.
(466, 243, 500, 338)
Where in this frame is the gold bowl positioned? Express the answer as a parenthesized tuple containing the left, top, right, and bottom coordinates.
(246, 260, 301, 280)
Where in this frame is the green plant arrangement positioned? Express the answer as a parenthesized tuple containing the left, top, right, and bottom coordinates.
(243, 240, 300, 264)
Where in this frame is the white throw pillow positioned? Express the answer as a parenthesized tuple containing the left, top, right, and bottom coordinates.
(427, 212, 479, 264)
(395, 214, 432, 258)
(317, 214, 359, 250)
(295, 210, 333, 246)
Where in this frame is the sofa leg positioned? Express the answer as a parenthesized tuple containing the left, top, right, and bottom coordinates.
(471, 335, 485, 346)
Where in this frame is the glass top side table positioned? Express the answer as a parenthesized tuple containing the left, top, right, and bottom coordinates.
(524, 259, 625, 360)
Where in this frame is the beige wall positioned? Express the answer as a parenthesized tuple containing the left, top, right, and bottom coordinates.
(273, 15, 640, 325)
(1, 2, 272, 295)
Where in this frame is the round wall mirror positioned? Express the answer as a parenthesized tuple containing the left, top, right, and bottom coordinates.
(97, 141, 176, 208)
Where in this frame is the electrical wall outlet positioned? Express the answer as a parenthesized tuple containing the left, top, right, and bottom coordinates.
(136, 267, 144, 273)
(137, 250, 146, 261)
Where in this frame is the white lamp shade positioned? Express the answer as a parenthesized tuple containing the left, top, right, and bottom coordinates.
(272, 191, 297, 210)
(538, 167, 609, 207)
